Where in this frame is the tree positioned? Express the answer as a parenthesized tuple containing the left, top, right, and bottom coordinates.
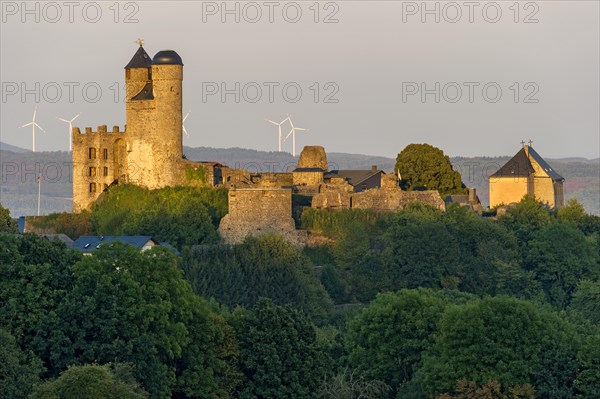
(497, 196, 551, 245)
(525, 223, 599, 308)
(0, 233, 80, 375)
(570, 280, 600, 325)
(574, 333, 600, 399)
(45, 243, 239, 398)
(29, 363, 148, 399)
(346, 289, 474, 396)
(0, 329, 44, 399)
(0, 203, 18, 233)
(418, 296, 579, 398)
(434, 379, 535, 399)
(318, 368, 391, 399)
(181, 234, 332, 320)
(394, 143, 466, 196)
(233, 298, 329, 399)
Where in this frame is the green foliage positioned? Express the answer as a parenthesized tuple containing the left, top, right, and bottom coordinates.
(434, 379, 535, 399)
(346, 289, 451, 394)
(0, 203, 18, 233)
(0, 233, 80, 373)
(395, 143, 467, 196)
(27, 211, 92, 239)
(498, 195, 552, 244)
(29, 363, 148, 399)
(184, 164, 208, 185)
(301, 208, 384, 239)
(233, 298, 329, 399)
(318, 368, 391, 399)
(525, 223, 599, 308)
(91, 185, 227, 249)
(574, 333, 600, 399)
(570, 280, 600, 325)
(0, 329, 44, 399)
(181, 234, 332, 320)
(418, 296, 579, 398)
(44, 243, 239, 398)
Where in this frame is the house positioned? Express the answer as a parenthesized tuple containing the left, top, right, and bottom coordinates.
(324, 166, 384, 192)
(445, 188, 484, 214)
(71, 236, 160, 255)
(489, 144, 564, 209)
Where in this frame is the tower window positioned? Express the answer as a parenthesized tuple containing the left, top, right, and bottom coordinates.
(89, 183, 96, 193)
(103, 149, 108, 160)
(88, 167, 96, 177)
(88, 148, 96, 160)
(103, 167, 108, 176)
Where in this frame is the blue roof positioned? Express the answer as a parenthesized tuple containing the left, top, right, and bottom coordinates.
(71, 236, 157, 253)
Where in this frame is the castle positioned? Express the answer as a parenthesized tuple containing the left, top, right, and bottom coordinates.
(72, 44, 186, 211)
(72, 43, 564, 245)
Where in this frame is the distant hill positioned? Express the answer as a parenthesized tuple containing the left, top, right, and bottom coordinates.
(1, 146, 598, 217)
(0, 141, 29, 153)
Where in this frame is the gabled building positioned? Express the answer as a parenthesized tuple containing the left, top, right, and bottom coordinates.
(71, 235, 160, 255)
(489, 144, 564, 209)
(324, 166, 384, 193)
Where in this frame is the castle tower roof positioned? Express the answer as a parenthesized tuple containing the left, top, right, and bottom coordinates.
(125, 46, 152, 69)
(152, 50, 183, 65)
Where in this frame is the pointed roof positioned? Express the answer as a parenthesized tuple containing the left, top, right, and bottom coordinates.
(490, 146, 563, 181)
(490, 148, 534, 178)
(125, 46, 152, 69)
(527, 146, 564, 180)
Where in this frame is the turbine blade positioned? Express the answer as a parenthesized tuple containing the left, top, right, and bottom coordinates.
(34, 123, 45, 132)
(20, 122, 33, 128)
(57, 118, 69, 123)
(285, 129, 294, 140)
(71, 113, 81, 121)
(266, 119, 279, 125)
(33, 107, 37, 120)
(183, 126, 189, 137)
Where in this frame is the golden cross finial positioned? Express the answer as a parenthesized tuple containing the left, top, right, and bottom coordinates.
(135, 38, 144, 47)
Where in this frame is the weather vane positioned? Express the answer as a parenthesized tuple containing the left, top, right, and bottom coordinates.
(135, 38, 144, 47)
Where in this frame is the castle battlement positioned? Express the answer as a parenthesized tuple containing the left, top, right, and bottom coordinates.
(74, 125, 124, 135)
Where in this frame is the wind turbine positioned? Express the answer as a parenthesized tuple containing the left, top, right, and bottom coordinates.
(19, 106, 45, 152)
(57, 113, 81, 151)
(182, 110, 191, 137)
(284, 116, 308, 157)
(265, 115, 291, 152)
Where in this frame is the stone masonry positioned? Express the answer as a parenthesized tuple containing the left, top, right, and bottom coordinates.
(218, 188, 304, 245)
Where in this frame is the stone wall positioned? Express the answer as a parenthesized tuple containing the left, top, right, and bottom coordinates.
(351, 188, 445, 211)
(218, 188, 303, 244)
(298, 146, 328, 170)
(293, 170, 325, 186)
(312, 190, 351, 210)
(72, 125, 126, 212)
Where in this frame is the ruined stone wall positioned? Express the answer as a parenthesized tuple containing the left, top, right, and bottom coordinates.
(293, 171, 325, 186)
(72, 125, 126, 212)
(312, 190, 352, 210)
(218, 188, 302, 244)
(298, 146, 328, 170)
(351, 188, 445, 211)
(251, 173, 294, 187)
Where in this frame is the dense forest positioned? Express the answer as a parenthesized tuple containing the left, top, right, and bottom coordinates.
(1, 185, 599, 398)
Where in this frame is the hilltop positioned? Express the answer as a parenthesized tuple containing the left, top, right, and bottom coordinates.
(0, 143, 598, 216)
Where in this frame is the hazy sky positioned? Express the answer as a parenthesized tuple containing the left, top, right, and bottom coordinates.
(1, 1, 598, 159)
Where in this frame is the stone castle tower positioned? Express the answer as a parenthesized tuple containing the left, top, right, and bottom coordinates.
(72, 43, 185, 212)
